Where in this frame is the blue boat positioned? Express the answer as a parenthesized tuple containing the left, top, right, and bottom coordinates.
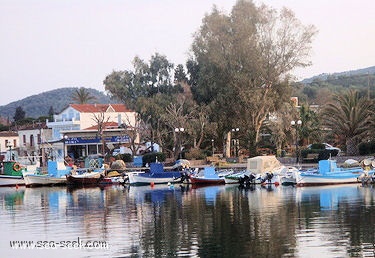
(295, 159, 372, 186)
(127, 163, 187, 186)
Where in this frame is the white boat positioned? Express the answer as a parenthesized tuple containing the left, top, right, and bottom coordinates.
(295, 159, 371, 186)
(0, 161, 29, 187)
(279, 166, 300, 186)
(0, 175, 25, 187)
(66, 169, 104, 186)
(23, 161, 72, 187)
(223, 156, 285, 185)
(224, 171, 248, 184)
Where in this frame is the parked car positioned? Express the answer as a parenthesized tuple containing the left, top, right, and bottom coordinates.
(306, 143, 341, 156)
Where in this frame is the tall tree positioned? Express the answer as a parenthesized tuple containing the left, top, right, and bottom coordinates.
(104, 53, 193, 159)
(189, 0, 317, 155)
(13, 106, 26, 122)
(322, 90, 373, 155)
(174, 64, 187, 83)
(71, 87, 97, 104)
(48, 106, 54, 120)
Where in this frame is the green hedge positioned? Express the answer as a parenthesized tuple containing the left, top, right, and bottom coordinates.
(115, 153, 133, 163)
(300, 149, 335, 163)
(359, 141, 375, 155)
(142, 152, 166, 166)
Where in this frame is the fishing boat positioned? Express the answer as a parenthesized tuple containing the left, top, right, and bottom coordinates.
(0, 161, 28, 187)
(295, 159, 371, 186)
(23, 160, 72, 187)
(66, 169, 104, 186)
(189, 167, 225, 185)
(224, 170, 249, 184)
(127, 163, 185, 186)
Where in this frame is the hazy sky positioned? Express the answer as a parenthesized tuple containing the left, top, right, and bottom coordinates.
(1, 0, 374, 106)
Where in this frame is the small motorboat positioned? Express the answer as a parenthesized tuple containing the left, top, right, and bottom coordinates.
(295, 159, 373, 186)
(189, 167, 225, 185)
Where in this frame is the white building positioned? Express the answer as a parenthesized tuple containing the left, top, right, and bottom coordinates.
(0, 131, 19, 161)
(46, 104, 139, 160)
(17, 122, 53, 165)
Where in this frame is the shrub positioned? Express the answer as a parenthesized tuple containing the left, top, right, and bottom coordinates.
(142, 152, 166, 166)
(310, 143, 325, 150)
(185, 148, 206, 160)
(116, 153, 132, 163)
(300, 148, 334, 163)
(359, 141, 375, 155)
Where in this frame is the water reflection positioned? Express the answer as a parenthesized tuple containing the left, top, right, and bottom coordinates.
(1, 184, 375, 257)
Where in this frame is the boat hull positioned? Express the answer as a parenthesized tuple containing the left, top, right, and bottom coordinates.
(189, 177, 225, 185)
(24, 174, 66, 187)
(295, 173, 361, 186)
(66, 172, 103, 186)
(128, 172, 181, 186)
(0, 175, 25, 187)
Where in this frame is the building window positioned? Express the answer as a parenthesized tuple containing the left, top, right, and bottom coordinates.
(30, 135, 34, 147)
(37, 133, 41, 144)
(13, 139, 16, 148)
(23, 135, 26, 146)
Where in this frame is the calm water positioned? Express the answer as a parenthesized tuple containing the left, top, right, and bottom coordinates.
(1, 183, 375, 258)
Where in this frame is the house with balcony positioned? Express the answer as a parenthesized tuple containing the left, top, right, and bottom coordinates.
(46, 104, 139, 160)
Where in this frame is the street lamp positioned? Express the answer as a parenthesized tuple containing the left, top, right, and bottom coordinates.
(291, 120, 302, 163)
(175, 127, 184, 159)
(211, 139, 214, 156)
(231, 128, 239, 157)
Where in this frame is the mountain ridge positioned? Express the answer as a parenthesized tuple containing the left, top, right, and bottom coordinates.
(0, 87, 113, 119)
(0, 65, 374, 120)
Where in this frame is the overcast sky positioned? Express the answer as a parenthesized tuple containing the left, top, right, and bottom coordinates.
(1, 0, 374, 106)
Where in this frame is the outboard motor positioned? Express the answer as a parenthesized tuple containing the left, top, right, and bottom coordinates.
(249, 173, 256, 184)
(261, 172, 274, 184)
(239, 175, 249, 187)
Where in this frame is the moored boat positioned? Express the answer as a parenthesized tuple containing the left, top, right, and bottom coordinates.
(279, 166, 300, 186)
(225, 156, 283, 186)
(295, 159, 371, 186)
(99, 171, 126, 185)
(23, 160, 72, 187)
(189, 167, 225, 185)
(66, 169, 104, 186)
(127, 163, 185, 186)
(0, 161, 28, 187)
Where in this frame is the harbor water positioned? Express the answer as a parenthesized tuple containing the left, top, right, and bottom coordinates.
(1, 183, 375, 257)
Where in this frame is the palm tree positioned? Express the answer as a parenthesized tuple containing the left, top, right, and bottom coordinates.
(71, 87, 97, 104)
(298, 104, 321, 145)
(322, 90, 373, 155)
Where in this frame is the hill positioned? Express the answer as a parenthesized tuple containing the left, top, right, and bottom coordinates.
(294, 66, 375, 105)
(301, 66, 375, 84)
(0, 87, 113, 119)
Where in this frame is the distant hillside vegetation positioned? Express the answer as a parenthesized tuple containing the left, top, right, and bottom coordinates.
(0, 87, 113, 119)
(295, 66, 375, 105)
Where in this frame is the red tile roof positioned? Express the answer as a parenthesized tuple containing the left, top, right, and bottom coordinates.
(0, 131, 18, 137)
(70, 104, 132, 113)
(84, 122, 120, 130)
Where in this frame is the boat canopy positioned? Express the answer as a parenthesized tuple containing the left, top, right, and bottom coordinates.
(246, 156, 281, 174)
